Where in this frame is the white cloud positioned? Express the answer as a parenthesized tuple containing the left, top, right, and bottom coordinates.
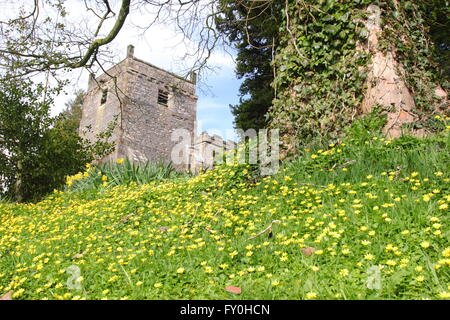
(198, 98, 230, 111)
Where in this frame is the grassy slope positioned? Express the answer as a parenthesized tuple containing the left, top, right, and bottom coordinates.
(0, 126, 449, 300)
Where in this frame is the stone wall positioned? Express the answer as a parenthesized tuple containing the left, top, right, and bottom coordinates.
(79, 61, 127, 162)
(79, 45, 197, 168)
(190, 131, 237, 172)
(121, 56, 197, 166)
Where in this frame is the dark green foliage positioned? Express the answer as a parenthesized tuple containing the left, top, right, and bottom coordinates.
(416, 0, 450, 83)
(230, 83, 273, 132)
(216, 0, 282, 131)
(59, 89, 84, 131)
(0, 78, 114, 202)
(270, 0, 372, 153)
(379, 1, 449, 116)
(269, 0, 449, 156)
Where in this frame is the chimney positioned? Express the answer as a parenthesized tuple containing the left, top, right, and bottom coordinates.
(127, 44, 135, 58)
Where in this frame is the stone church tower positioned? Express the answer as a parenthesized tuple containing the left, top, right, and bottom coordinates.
(79, 45, 198, 169)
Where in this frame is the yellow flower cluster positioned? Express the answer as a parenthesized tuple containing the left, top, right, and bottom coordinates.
(0, 161, 448, 300)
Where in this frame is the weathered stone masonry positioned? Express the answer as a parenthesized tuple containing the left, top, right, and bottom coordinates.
(79, 45, 197, 169)
(80, 45, 236, 171)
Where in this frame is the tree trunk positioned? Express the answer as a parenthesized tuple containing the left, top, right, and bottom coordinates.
(360, 4, 448, 138)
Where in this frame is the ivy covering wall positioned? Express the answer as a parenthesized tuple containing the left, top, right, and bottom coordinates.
(269, 0, 448, 155)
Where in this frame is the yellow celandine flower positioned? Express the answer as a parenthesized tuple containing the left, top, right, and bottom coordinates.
(136, 281, 143, 286)
(63, 293, 72, 300)
(154, 283, 162, 288)
(176, 267, 185, 274)
(386, 260, 396, 266)
(442, 248, 450, 258)
(364, 254, 374, 261)
(271, 280, 280, 286)
(102, 289, 110, 295)
(416, 276, 425, 282)
(229, 251, 238, 258)
(116, 158, 124, 164)
(438, 292, 450, 299)
(420, 241, 431, 249)
(306, 292, 317, 299)
(339, 269, 349, 277)
(204, 266, 213, 273)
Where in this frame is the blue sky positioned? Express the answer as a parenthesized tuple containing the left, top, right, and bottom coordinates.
(196, 67, 241, 142)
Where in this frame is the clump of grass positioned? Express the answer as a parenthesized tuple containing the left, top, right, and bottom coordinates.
(286, 116, 450, 187)
(99, 159, 185, 186)
(66, 159, 187, 193)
